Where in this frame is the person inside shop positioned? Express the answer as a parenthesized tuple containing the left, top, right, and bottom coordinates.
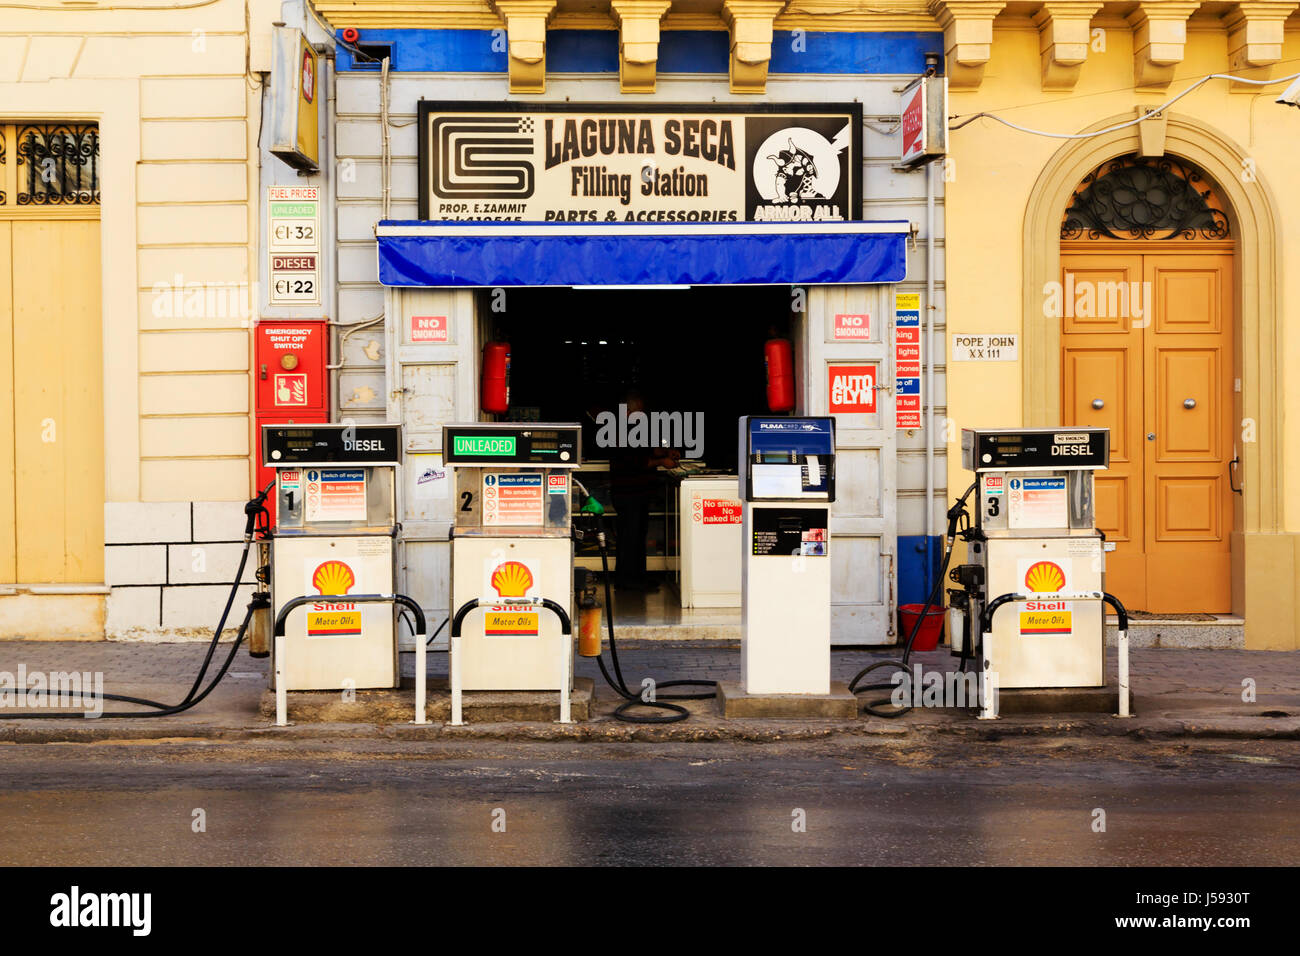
(610, 388, 680, 593)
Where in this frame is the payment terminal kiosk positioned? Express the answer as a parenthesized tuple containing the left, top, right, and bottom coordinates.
(738, 417, 836, 695)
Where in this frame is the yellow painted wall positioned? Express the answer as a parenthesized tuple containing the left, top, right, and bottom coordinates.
(944, 14, 1300, 648)
(0, 0, 284, 507)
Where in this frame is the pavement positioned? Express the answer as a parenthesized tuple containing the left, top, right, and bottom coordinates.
(0, 640, 1297, 743)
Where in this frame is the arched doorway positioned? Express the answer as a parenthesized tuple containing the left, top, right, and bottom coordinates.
(1058, 154, 1233, 614)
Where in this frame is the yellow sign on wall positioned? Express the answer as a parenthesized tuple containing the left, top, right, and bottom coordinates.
(296, 35, 319, 166)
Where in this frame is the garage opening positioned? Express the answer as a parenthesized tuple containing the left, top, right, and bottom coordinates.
(482, 285, 792, 632)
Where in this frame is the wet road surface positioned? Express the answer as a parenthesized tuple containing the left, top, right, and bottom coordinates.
(0, 738, 1296, 866)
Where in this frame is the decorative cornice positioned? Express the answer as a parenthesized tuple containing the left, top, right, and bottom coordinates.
(1222, 1, 1299, 91)
(927, 0, 1006, 90)
(612, 0, 673, 92)
(489, 0, 557, 93)
(721, 0, 788, 94)
(1126, 1, 1202, 90)
(1032, 2, 1102, 91)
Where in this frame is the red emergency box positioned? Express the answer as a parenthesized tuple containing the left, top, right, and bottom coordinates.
(254, 321, 329, 518)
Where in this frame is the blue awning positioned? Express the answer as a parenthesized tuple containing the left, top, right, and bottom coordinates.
(375, 220, 909, 288)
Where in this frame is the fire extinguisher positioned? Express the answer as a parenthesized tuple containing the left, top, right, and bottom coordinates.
(765, 337, 795, 413)
(481, 341, 510, 414)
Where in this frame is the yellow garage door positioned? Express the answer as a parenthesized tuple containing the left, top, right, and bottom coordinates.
(0, 123, 104, 584)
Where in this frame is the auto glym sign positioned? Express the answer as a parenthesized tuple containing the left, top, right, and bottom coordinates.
(417, 103, 862, 223)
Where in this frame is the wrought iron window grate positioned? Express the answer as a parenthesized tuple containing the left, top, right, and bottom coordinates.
(0, 123, 100, 206)
(1061, 154, 1229, 241)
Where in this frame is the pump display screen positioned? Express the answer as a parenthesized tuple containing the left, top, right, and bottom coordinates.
(963, 428, 1108, 471)
(443, 425, 581, 467)
(263, 424, 402, 466)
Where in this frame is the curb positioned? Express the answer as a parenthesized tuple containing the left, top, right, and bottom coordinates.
(1, 714, 1295, 745)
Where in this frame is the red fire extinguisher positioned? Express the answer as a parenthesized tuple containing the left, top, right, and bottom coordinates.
(765, 337, 795, 413)
(481, 341, 511, 414)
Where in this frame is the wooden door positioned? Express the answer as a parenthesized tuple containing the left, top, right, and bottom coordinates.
(1061, 252, 1233, 613)
(0, 219, 104, 583)
(1142, 254, 1233, 612)
(1061, 254, 1146, 608)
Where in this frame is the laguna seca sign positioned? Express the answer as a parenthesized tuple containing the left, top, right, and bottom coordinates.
(418, 102, 863, 224)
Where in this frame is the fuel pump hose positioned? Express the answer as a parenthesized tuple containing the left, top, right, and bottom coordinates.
(848, 481, 977, 718)
(0, 482, 275, 720)
(580, 508, 714, 724)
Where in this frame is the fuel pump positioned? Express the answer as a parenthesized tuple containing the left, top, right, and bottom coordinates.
(948, 427, 1131, 718)
(262, 423, 422, 724)
(444, 423, 578, 724)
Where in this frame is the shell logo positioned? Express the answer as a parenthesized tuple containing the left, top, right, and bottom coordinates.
(1024, 560, 1066, 593)
(312, 560, 356, 595)
(491, 560, 534, 598)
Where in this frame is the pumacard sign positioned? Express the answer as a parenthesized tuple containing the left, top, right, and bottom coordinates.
(417, 102, 862, 223)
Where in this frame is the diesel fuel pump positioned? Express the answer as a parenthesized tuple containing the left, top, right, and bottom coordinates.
(948, 427, 1132, 719)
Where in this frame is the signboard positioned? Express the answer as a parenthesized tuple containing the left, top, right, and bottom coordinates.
(268, 27, 320, 172)
(952, 334, 1018, 362)
(1018, 557, 1072, 636)
(894, 292, 922, 429)
(751, 508, 829, 557)
(305, 468, 367, 522)
(1008, 476, 1069, 530)
(267, 185, 321, 306)
(899, 76, 948, 167)
(442, 424, 582, 466)
(262, 423, 402, 467)
(270, 253, 318, 304)
(410, 314, 449, 343)
(828, 364, 877, 414)
(417, 102, 863, 223)
(306, 558, 360, 637)
(833, 313, 870, 340)
(482, 473, 545, 527)
(697, 497, 741, 524)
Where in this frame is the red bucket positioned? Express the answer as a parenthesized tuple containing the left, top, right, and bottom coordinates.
(900, 603, 945, 652)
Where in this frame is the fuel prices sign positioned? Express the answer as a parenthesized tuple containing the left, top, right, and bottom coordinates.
(267, 185, 321, 306)
(417, 102, 862, 223)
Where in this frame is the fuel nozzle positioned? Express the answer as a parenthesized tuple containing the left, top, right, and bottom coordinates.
(573, 477, 605, 516)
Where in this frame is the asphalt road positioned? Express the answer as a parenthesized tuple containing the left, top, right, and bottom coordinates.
(0, 738, 1296, 866)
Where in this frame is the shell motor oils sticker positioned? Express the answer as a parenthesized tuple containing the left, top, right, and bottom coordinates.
(484, 558, 540, 637)
(1017, 557, 1072, 635)
(306, 558, 361, 638)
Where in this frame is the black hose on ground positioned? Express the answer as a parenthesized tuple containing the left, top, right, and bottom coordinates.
(588, 525, 714, 724)
(0, 482, 275, 720)
(848, 481, 977, 718)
